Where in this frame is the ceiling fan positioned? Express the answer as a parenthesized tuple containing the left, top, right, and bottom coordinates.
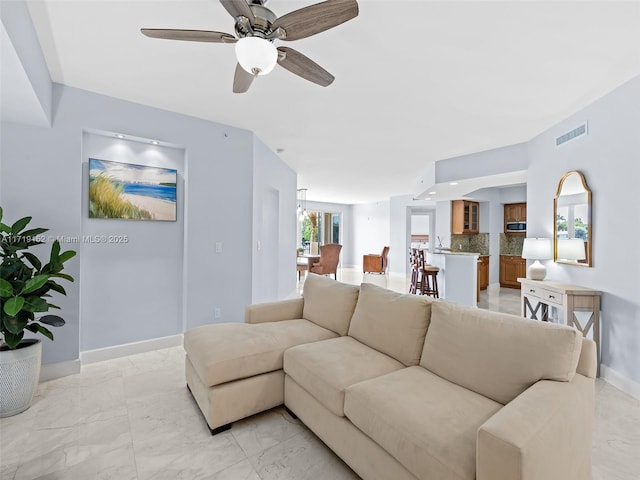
(141, 0, 359, 93)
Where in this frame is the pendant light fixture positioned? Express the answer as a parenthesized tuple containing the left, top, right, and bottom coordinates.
(297, 188, 308, 222)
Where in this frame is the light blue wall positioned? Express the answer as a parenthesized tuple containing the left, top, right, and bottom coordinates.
(252, 136, 297, 303)
(80, 132, 186, 350)
(1, 83, 293, 365)
(526, 75, 640, 383)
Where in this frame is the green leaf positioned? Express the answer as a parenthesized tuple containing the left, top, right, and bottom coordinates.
(48, 282, 67, 296)
(21, 274, 49, 294)
(3, 296, 25, 316)
(0, 223, 10, 234)
(10, 217, 31, 235)
(19, 228, 48, 239)
(41, 261, 63, 274)
(39, 314, 65, 327)
(23, 296, 49, 312)
(46, 303, 60, 310)
(26, 322, 54, 341)
(2, 330, 24, 349)
(3, 315, 28, 335)
(0, 278, 12, 297)
(49, 273, 74, 282)
(0, 206, 3, 222)
(50, 240, 61, 263)
(21, 252, 42, 271)
(58, 250, 77, 263)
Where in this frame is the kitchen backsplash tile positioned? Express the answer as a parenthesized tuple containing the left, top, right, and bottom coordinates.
(451, 233, 489, 256)
(500, 233, 524, 255)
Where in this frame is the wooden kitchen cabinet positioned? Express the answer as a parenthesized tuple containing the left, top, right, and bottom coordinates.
(452, 200, 479, 234)
(478, 256, 489, 290)
(476, 255, 490, 302)
(500, 255, 525, 288)
(504, 203, 527, 223)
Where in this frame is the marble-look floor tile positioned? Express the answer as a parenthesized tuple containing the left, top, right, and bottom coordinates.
(133, 429, 246, 480)
(33, 375, 128, 430)
(0, 463, 18, 480)
(592, 379, 640, 480)
(31, 445, 137, 480)
(249, 429, 359, 480)
(122, 363, 185, 404)
(207, 459, 261, 480)
(12, 415, 133, 480)
(232, 407, 306, 457)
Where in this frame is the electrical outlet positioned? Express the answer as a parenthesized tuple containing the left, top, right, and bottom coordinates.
(214, 307, 221, 319)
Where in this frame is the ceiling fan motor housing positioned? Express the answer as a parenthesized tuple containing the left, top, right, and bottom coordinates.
(235, 5, 278, 39)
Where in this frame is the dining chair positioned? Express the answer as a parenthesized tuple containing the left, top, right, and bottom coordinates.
(363, 246, 390, 274)
(310, 243, 342, 280)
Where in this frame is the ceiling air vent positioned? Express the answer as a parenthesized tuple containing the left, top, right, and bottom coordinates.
(556, 122, 588, 147)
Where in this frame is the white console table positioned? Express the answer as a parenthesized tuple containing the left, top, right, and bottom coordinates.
(518, 278, 601, 375)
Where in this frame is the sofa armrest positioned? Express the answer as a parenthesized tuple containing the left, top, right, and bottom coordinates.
(477, 374, 594, 480)
(244, 298, 304, 324)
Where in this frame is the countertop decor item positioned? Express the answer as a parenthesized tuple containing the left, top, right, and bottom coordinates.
(521, 237, 552, 280)
(0, 207, 76, 417)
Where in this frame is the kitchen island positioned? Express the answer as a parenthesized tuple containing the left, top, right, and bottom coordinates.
(426, 250, 479, 307)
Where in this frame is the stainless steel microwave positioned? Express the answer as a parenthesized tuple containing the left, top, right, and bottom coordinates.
(506, 221, 526, 232)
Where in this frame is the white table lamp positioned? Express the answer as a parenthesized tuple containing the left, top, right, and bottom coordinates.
(557, 238, 586, 262)
(522, 238, 552, 280)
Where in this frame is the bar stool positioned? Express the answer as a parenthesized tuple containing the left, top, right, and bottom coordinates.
(415, 250, 439, 298)
(409, 248, 419, 294)
(420, 265, 440, 298)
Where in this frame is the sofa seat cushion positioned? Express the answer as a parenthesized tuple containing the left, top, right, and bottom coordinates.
(420, 300, 583, 405)
(284, 336, 404, 417)
(344, 366, 502, 480)
(302, 273, 360, 335)
(184, 320, 338, 387)
(348, 283, 432, 366)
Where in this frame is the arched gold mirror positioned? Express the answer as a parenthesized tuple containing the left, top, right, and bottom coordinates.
(554, 171, 592, 266)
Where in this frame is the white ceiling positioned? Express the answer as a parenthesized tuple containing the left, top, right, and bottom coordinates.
(25, 0, 640, 204)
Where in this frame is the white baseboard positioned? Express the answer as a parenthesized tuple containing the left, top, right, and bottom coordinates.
(80, 334, 183, 365)
(40, 359, 81, 382)
(601, 364, 640, 400)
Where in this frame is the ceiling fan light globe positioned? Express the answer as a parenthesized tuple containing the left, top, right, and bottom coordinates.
(235, 37, 278, 76)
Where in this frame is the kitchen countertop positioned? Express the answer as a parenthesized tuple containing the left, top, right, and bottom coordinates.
(432, 250, 490, 257)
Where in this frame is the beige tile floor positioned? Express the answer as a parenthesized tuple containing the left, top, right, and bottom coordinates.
(2, 270, 638, 479)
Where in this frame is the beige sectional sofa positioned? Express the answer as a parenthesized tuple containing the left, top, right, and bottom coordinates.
(184, 273, 596, 480)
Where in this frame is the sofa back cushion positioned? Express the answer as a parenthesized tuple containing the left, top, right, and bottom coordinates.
(348, 283, 432, 366)
(420, 301, 583, 405)
(302, 273, 360, 336)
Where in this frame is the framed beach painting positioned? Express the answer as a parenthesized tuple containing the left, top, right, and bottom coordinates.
(89, 158, 177, 221)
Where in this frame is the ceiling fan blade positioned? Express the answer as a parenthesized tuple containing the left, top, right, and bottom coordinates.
(277, 47, 334, 87)
(141, 29, 236, 43)
(233, 63, 255, 93)
(219, 0, 255, 23)
(273, 0, 358, 41)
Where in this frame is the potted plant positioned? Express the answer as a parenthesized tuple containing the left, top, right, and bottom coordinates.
(0, 207, 76, 417)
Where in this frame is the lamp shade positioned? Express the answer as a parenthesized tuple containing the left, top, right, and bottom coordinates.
(235, 37, 278, 76)
(522, 238, 552, 260)
(557, 238, 586, 260)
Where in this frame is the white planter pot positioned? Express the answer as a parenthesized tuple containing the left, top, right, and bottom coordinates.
(0, 339, 42, 418)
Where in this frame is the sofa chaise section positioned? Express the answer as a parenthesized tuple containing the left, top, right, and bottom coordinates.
(183, 273, 359, 433)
